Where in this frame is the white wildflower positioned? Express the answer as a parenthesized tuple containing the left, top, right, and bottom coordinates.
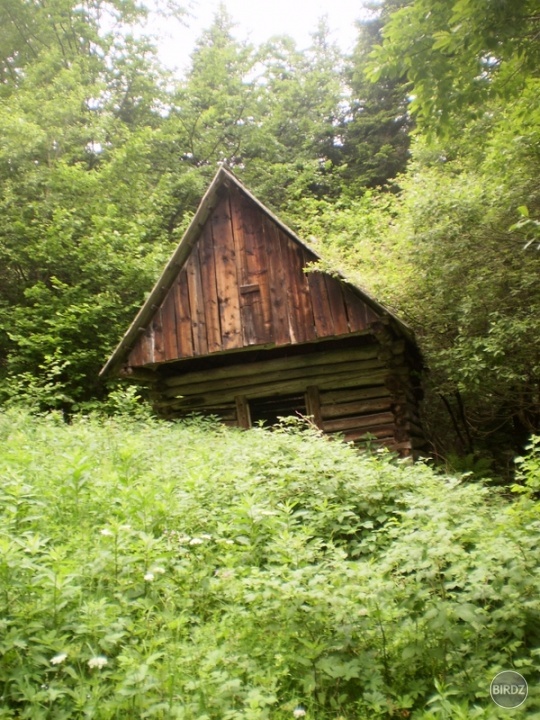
(189, 537, 204, 545)
(293, 707, 306, 718)
(100, 528, 114, 537)
(88, 656, 108, 669)
(50, 652, 68, 665)
(153, 567, 165, 575)
(176, 535, 191, 544)
(200, 533, 212, 540)
(144, 572, 155, 582)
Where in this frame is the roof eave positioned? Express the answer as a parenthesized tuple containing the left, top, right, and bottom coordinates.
(100, 166, 232, 378)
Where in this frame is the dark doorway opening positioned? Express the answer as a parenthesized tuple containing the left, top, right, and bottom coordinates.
(249, 394, 306, 426)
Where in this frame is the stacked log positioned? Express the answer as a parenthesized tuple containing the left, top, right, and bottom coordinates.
(122, 332, 426, 457)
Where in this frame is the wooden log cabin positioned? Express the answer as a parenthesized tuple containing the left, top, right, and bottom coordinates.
(101, 167, 425, 456)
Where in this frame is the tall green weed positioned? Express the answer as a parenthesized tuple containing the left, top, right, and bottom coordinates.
(0, 411, 538, 719)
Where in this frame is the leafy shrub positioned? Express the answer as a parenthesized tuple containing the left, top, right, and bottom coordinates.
(0, 410, 538, 719)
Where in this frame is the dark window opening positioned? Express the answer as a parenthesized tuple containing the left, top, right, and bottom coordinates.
(249, 394, 306, 427)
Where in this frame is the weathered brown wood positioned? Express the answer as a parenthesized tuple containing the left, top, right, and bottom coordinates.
(263, 215, 291, 345)
(174, 269, 194, 358)
(323, 411, 395, 433)
(161, 289, 178, 361)
(240, 284, 260, 294)
(384, 440, 413, 454)
(319, 385, 391, 404)
(320, 398, 392, 420)
(119, 366, 158, 383)
(185, 251, 208, 356)
(281, 232, 303, 344)
(307, 270, 335, 339)
(343, 286, 378, 333)
(127, 333, 143, 367)
(198, 223, 222, 353)
(384, 371, 410, 394)
(161, 358, 385, 400)
(234, 191, 273, 344)
(150, 309, 165, 363)
(139, 325, 154, 365)
(211, 196, 242, 350)
(154, 368, 389, 410)
(394, 426, 412, 443)
(324, 275, 350, 336)
(235, 395, 251, 429)
(230, 192, 254, 345)
(163, 345, 380, 388)
(297, 246, 319, 343)
(341, 424, 396, 442)
(305, 386, 323, 428)
(282, 237, 317, 344)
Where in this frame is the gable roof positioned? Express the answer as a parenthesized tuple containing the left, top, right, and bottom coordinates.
(101, 166, 414, 378)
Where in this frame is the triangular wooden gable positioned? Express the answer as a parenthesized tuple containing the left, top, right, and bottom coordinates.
(124, 183, 380, 368)
(101, 167, 418, 379)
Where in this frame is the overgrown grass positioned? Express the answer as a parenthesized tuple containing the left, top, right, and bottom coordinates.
(0, 410, 539, 719)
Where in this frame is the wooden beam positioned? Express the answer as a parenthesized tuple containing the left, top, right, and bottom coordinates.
(118, 367, 159, 383)
(319, 385, 391, 404)
(339, 424, 396, 442)
(322, 411, 395, 433)
(163, 345, 379, 389)
(160, 358, 385, 400)
(320, 398, 392, 420)
(235, 395, 251, 429)
(305, 386, 323, 428)
(152, 369, 389, 411)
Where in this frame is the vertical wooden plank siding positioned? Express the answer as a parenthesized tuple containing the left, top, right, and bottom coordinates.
(151, 308, 165, 362)
(235, 395, 251, 428)
(280, 234, 301, 344)
(229, 189, 273, 345)
(305, 385, 323, 427)
(297, 246, 318, 342)
(281, 237, 316, 344)
(324, 274, 350, 336)
(263, 215, 292, 345)
(127, 331, 142, 366)
(124, 189, 387, 367)
(198, 224, 222, 353)
(307, 270, 335, 339)
(212, 196, 242, 350)
(229, 192, 255, 345)
(342, 286, 378, 333)
(185, 251, 208, 356)
(174, 268, 194, 358)
(161, 288, 178, 361)
(140, 325, 154, 364)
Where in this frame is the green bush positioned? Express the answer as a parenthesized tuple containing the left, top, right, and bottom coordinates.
(0, 411, 538, 719)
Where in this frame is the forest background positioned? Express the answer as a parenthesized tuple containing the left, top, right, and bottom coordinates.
(1, 0, 539, 473)
(2, 3, 540, 717)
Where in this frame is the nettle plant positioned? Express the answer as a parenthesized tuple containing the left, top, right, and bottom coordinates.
(0, 410, 539, 719)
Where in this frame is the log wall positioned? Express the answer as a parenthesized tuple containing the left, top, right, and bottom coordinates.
(144, 337, 425, 456)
